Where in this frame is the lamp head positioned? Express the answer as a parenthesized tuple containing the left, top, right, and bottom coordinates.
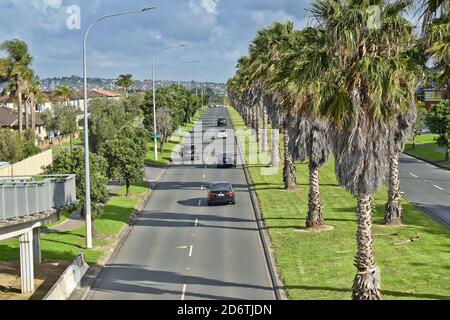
(142, 5, 156, 11)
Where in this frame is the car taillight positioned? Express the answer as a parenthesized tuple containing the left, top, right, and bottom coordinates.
(209, 192, 216, 199)
(227, 191, 234, 197)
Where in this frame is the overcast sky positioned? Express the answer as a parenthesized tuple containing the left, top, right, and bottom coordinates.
(0, 0, 421, 83)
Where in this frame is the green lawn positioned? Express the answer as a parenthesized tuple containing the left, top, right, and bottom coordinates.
(0, 183, 148, 265)
(145, 109, 205, 166)
(404, 135, 450, 168)
(228, 107, 450, 300)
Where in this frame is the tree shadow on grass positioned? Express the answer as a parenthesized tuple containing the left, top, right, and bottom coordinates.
(283, 285, 450, 300)
(98, 203, 137, 225)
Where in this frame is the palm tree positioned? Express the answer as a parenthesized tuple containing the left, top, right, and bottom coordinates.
(55, 84, 73, 106)
(115, 74, 135, 97)
(310, 0, 419, 299)
(420, 0, 449, 109)
(0, 39, 33, 134)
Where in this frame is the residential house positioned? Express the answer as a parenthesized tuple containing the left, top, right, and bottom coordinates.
(0, 106, 47, 140)
(423, 88, 448, 110)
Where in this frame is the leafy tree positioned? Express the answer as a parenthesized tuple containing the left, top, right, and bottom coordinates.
(88, 98, 137, 153)
(426, 101, 450, 161)
(141, 85, 203, 133)
(156, 107, 173, 153)
(411, 103, 428, 149)
(99, 126, 149, 196)
(48, 148, 109, 220)
(41, 103, 78, 151)
(0, 128, 39, 163)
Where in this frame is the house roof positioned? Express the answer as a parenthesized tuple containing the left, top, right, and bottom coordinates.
(0, 107, 44, 127)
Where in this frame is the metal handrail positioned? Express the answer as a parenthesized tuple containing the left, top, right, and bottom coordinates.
(0, 174, 76, 222)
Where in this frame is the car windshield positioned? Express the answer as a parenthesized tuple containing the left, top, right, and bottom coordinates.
(210, 183, 231, 191)
(219, 129, 226, 133)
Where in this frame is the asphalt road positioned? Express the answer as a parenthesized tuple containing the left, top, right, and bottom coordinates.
(86, 107, 275, 300)
(398, 153, 450, 227)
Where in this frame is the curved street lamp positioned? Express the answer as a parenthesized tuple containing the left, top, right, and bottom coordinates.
(82, 5, 155, 249)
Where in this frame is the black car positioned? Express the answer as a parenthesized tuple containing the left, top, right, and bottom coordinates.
(207, 181, 235, 205)
(217, 152, 237, 168)
(217, 118, 227, 127)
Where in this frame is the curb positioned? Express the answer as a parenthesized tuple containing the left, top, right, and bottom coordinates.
(403, 150, 449, 171)
(68, 168, 168, 300)
(231, 119, 287, 300)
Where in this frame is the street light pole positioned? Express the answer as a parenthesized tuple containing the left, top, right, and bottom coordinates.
(152, 44, 186, 161)
(82, 5, 155, 249)
(177, 60, 200, 89)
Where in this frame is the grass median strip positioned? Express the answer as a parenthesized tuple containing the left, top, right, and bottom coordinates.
(228, 106, 450, 300)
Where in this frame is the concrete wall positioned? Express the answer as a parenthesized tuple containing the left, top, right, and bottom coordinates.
(43, 253, 89, 300)
(0, 149, 52, 176)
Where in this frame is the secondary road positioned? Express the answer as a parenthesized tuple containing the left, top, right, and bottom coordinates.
(398, 153, 450, 227)
(85, 107, 275, 300)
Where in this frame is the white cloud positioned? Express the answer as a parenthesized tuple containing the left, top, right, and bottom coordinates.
(201, 0, 218, 15)
(189, 0, 218, 15)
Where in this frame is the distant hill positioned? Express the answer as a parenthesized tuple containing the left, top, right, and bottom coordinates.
(39, 76, 227, 95)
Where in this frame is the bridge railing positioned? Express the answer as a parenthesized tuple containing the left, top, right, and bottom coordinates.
(0, 175, 76, 221)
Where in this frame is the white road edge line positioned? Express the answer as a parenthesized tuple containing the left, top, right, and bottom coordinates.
(189, 245, 193, 257)
(198, 199, 201, 206)
(408, 172, 418, 178)
(181, 284, 187, 300)
(195, 218, 198, 227)
(201, 185, 204, 190)
(433, 184, 444, 191)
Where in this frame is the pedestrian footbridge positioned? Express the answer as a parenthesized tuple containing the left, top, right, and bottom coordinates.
(0, 175, 76, 294)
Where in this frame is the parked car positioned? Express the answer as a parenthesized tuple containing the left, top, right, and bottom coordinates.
(207, 181, 235, 205)
(217, 152, 236, 168)
(180, 144, 199, 160)
(217, 118, 227, 127)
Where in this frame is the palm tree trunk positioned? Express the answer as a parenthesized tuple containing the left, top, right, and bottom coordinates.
(282, 127, 296, 190)
(384, 152, 403, 225)
(255, 104, 260, 144)
(31, 102, 36, 132)
(261, 106, 268, 152)
(271, 127, 280, 168)
(17, 86, 23, 134)
(352, 194, 382, 300)
(306, 162, 324, 228)
(24, 102, 29, 130)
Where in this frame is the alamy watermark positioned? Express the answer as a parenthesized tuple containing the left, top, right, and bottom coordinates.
(66, 5, 81, 30)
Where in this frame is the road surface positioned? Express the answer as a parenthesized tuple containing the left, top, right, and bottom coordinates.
(86, 107, 275, 300)
(398, 153, 450, 227)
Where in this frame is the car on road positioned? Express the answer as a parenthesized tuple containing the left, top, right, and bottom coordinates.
(217, 118, 227, 127)
(207, 181, 235, 205)
(216, 128, 228, 139)
(217, 152, 236, 167)
(180, 144, 199, 161)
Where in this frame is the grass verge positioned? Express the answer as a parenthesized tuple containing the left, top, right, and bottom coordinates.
(228, 106, 450, 300)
